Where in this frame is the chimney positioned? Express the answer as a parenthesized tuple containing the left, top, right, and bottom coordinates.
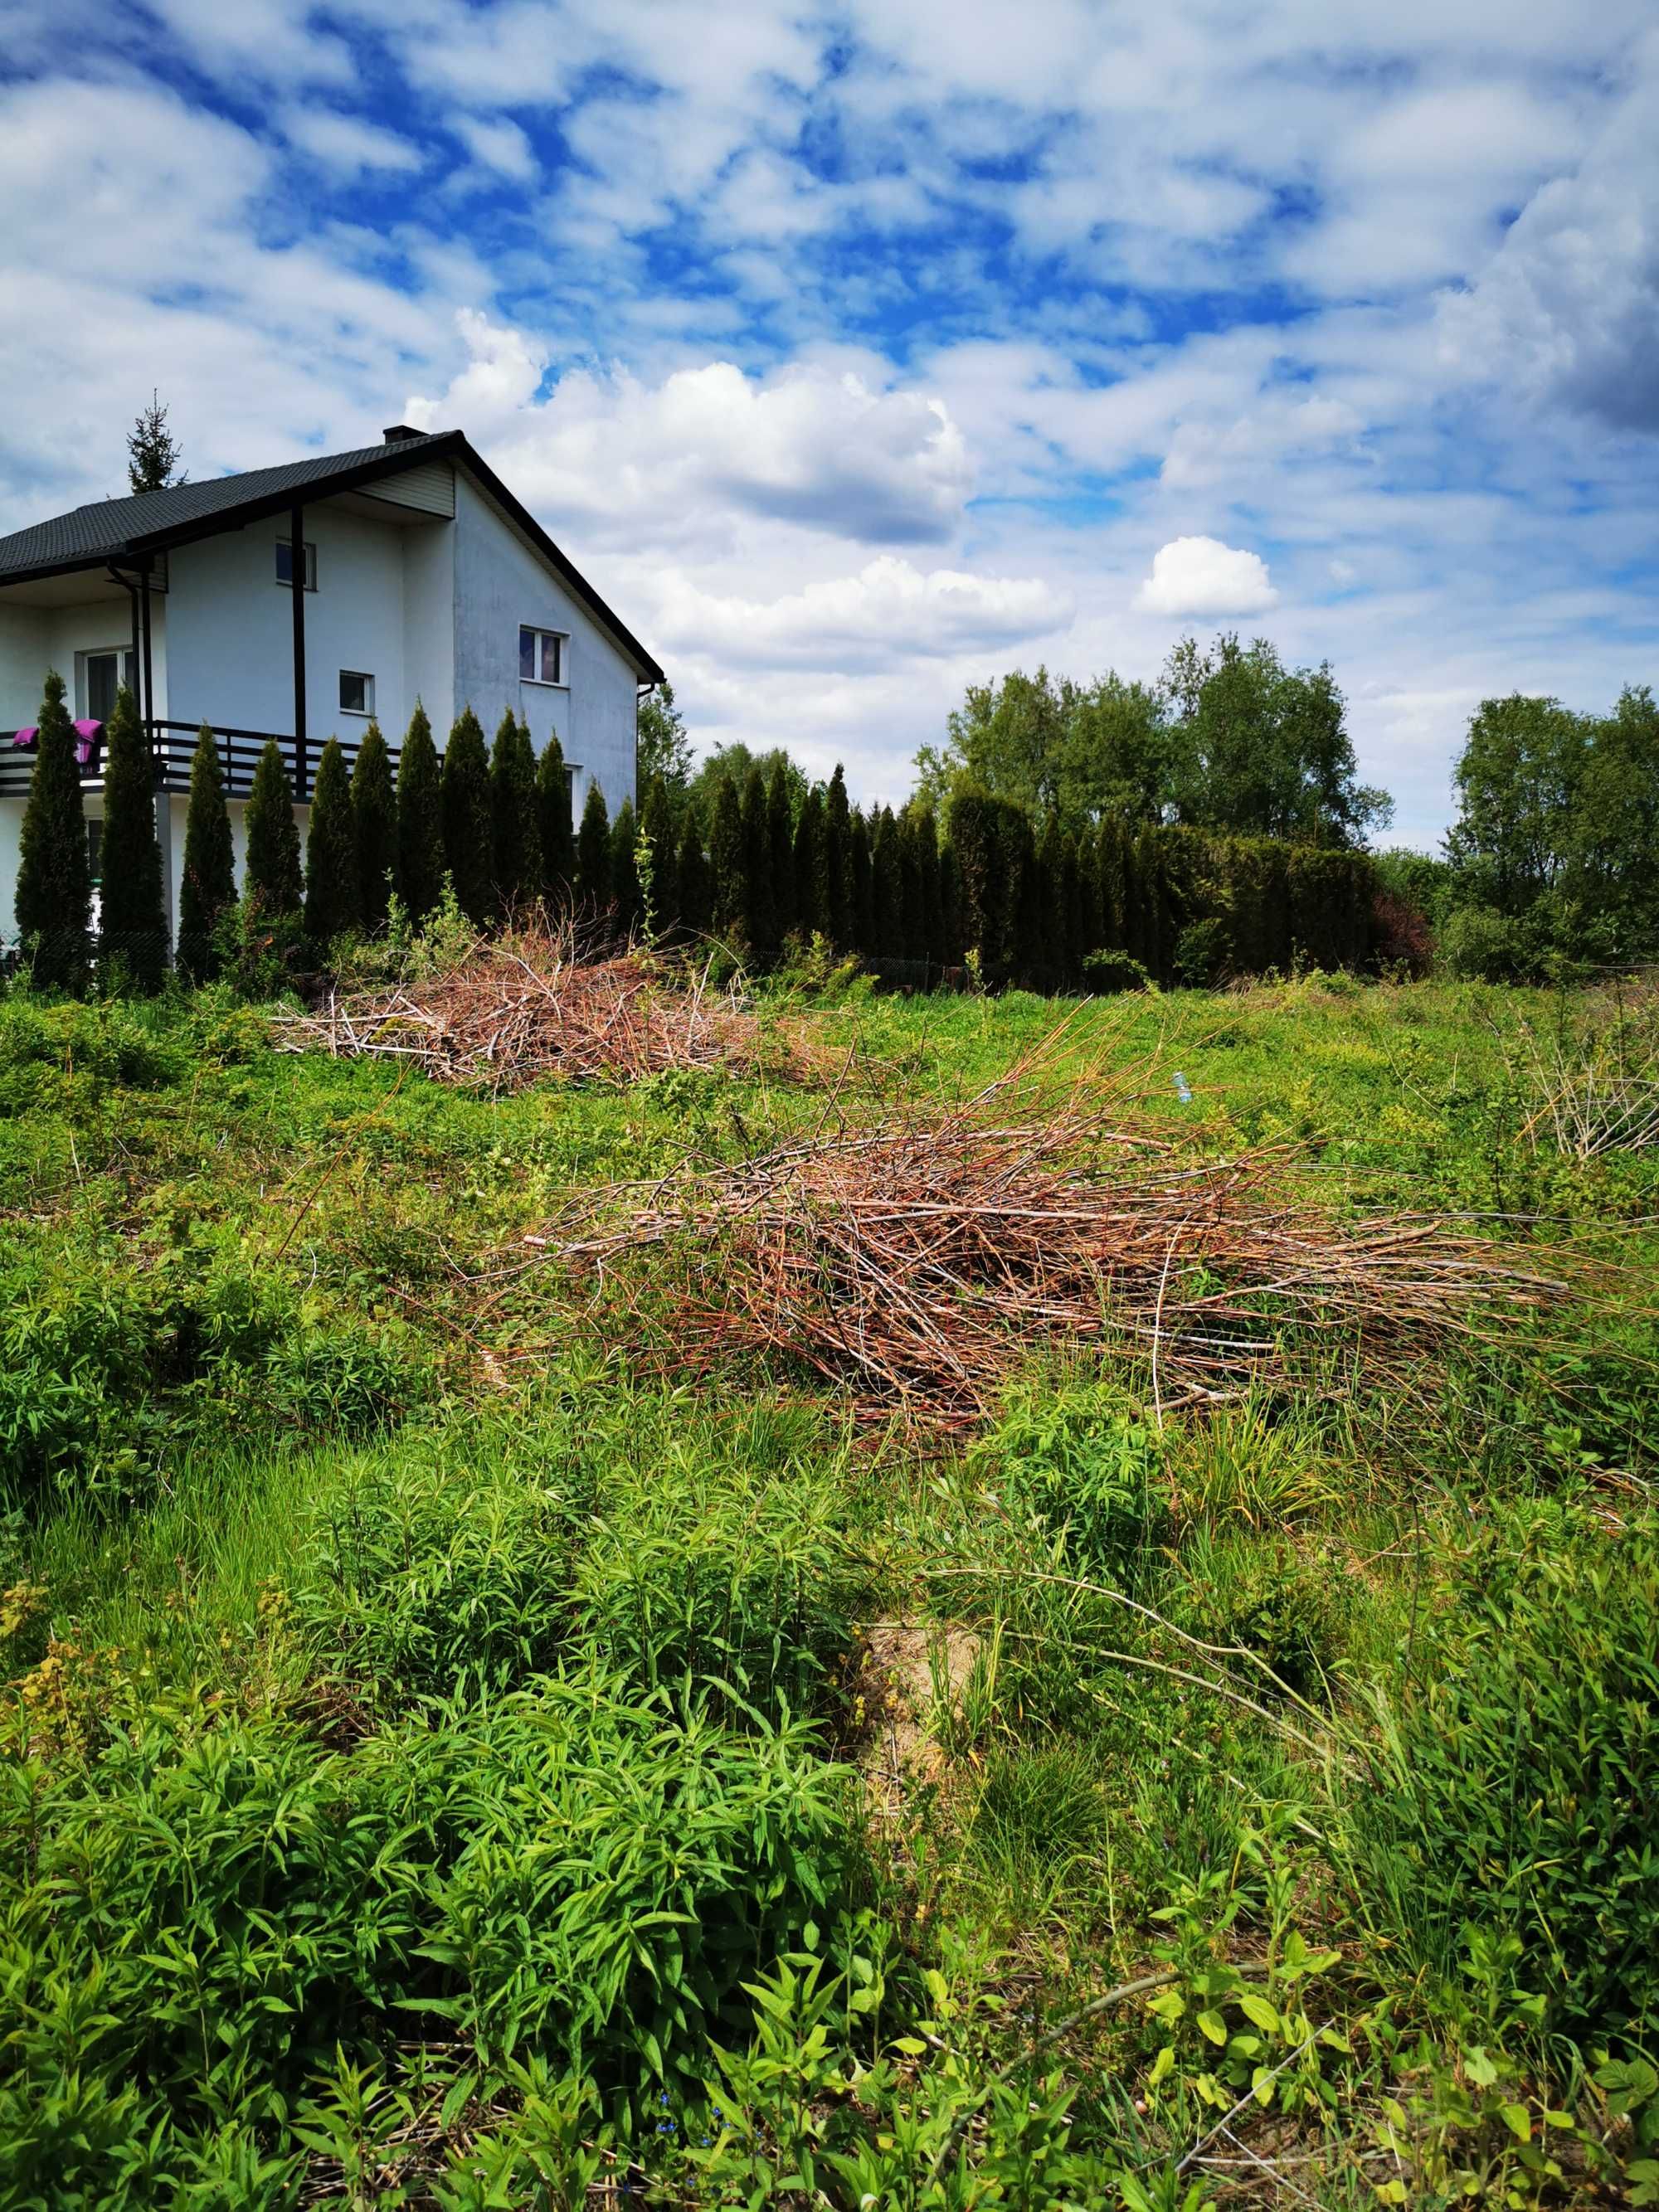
(382, 423, 425, 444)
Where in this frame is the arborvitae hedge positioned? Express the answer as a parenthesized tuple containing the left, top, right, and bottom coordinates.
(609, 800, 641, 936)
(675, 809, 713, 936)
(821, 766, 852, 949)
(575, 785, 611, 915)
(739, 766, 774, 952)
(640, 775, 676, 935)
(96, 685, 167, 991)
(15, 669, 90, 993)
(792, 787, 825, 941)
(537, 732, 575, 910)
(440, 707, 493, 927)
(490, 711, 541, 920)
(709, 776, 744, 939)
(243, 740, 303, 921)
(178, 722, 236, 984)
(396, 702, 445, 924)
(304, 737, 360, 946)
(351, 721, 396, 933)
(766, 760, 795, 945)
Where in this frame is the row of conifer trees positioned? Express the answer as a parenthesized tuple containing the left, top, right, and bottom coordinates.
(13, 676, 1383, 994)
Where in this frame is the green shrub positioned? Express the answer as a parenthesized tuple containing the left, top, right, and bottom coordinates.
(1190, 1533, 1341, 1700)
(1346, 1515, 1659, 2045)
(299, 1455, 578, 1701)
(0, 1675, 852, 2198)
(982, 1388, 1165, 1582)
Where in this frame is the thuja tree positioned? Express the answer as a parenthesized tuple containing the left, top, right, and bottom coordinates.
(740, 763, 774, 952)
(178, 723, 236, 983)
(791, 786, 825, 941)
(609, 799, 642, 936)
(396, 702, 445, 924)
(575, 784, 611, 914)
(97, 684, 167, 991)
(537, 732, 575, 910)
(440, 707, 493, 927)
(766, 757, 795, 945)
(675, 811, 712, 936)
(490, 710, 541, 920)
(709, 775, 744, 939)
(640, 775, 677, 936)
(821, 766, 853, 948)
(351, 721, 396, 933)
(15, 670, 90, 992)
(304, 738, 360, 947)
(243, 741, 303, 920)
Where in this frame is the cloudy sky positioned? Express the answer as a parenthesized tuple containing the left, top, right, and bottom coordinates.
(2, 1, 1656, 846)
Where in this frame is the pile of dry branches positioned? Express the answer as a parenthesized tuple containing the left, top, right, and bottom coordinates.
(525, 1059, 1579, 1427)
(274, 929, 755, 1093)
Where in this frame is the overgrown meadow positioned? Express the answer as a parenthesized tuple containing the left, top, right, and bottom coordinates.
(2, 966, 1656, 2209)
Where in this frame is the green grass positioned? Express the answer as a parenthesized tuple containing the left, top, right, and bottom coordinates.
(1, 975, 1657, 2207)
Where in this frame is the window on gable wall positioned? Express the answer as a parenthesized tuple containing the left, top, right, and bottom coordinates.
(276, 538, 317, 590)
(339, 670, 374, 717)
(519, 625, 564, 684)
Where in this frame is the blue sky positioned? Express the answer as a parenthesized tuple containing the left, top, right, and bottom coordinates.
(2, 0, 1657, 845)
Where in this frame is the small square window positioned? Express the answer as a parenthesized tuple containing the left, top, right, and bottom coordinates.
(519, 624, 564, 685)
(339, 670, 374, 716)
(277, 538, 317, 590)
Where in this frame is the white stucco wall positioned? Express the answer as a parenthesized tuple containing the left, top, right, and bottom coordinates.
(0, 604, 51, 727)
(166, 505, 446, 747)
(0, 596, 169, 727)
(451, 474, 637, 815)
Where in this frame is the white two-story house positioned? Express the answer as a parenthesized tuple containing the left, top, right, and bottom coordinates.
(0, 425, 663, 939)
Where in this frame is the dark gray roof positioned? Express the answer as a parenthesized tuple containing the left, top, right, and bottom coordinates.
(0, 429, 664, 683)
(0, 433, 455, 581)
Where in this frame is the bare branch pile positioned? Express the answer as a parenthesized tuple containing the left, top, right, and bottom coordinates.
(273, 929, 756, 1092)
(527, 1062, 1578, 1427)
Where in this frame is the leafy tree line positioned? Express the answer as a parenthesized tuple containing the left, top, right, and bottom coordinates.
(913, 634, 1393, 848)
(1376, 685, 1659, 980)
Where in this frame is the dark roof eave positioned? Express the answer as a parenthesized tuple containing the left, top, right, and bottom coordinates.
(0, 429, 665, 687)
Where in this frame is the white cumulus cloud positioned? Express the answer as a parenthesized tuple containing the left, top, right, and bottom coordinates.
(652, 555, 1073, 672)
(408, 320, 973, 546)
(1133, 537, 1278, 617)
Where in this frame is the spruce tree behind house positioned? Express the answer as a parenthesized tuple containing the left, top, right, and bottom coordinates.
(243, 741, 303, 921)
(304, 737, 360, 949)
(97, 684, 168, 991)
(14, 669, 90, 994)
(489, 710, 542, 920)
(575, 784, 611, 916)
(178, 722, 236, 984)
(395, 702, 445, 924)
(440, 707, 493, 928)
(351, 721, 397, 933)
(536, 732, 575, 912)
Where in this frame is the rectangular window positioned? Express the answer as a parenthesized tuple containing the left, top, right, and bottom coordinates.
(83, 648, 135, 722)
(276, 538, 318, 590)
(519, 624, 564, 685)
(338, 670, 374, 717)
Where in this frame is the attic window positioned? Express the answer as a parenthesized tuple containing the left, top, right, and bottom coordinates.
(519, 625, 564, 685)
(276, 537, 317, 591)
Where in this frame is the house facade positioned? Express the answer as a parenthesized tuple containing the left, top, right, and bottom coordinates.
(0, 426, 663, 940)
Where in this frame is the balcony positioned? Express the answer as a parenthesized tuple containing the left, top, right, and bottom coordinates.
(0, 720, 401, 805)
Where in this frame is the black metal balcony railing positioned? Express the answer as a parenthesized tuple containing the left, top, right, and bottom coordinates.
(0, 720, 401, 805)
